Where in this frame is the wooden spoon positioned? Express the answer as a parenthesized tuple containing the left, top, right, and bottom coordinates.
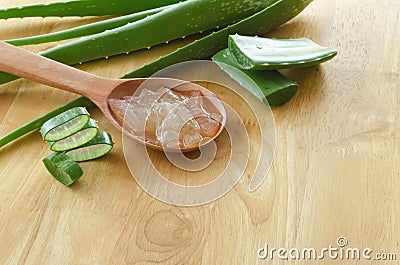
(0, 41, 226, 152)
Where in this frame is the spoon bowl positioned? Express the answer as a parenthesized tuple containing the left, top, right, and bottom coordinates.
(0, 41, 225, 152)
(106, 78, 226, 152)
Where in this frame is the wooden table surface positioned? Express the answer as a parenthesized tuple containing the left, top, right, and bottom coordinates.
(1, 0, 399, 264)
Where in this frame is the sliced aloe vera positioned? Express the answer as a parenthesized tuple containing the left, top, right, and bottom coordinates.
(49, 119, 99, 152)
(228, 35, 338, 70)
(212, 48, 298, 105)
(42, 152, 83, 186)
(40, 107, 90, 142)
(66, 132, 114, 162)
(0, 97, 93, 149)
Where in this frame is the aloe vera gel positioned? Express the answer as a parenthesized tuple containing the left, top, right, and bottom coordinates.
(108, 87, 223, 149)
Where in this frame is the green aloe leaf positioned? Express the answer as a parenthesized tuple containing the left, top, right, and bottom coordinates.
(124, 0, 313, 78)
(38, 0, 275, 65)
(212, 49, 298, 106)
(5, 6, 168, 46)
(0, 0, 182, 18)
(228, 35, 337, 70)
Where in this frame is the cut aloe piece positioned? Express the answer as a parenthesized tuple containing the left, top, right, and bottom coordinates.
(66, 131, 114, 162)
(49, 119, 99, 152)
(42, 152, 83, 186)
(228, 35, 338, 70)
(212, 48, 298, 105)
(40, 107, 90, 142)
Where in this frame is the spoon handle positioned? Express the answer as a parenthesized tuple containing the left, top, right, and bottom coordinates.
(0, 41, 116, 98)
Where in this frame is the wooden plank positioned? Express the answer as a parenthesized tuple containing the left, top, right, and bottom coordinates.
(0, 0, 399, 264)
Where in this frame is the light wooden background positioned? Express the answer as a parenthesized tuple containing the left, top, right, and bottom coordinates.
(1, 0, 399, 264)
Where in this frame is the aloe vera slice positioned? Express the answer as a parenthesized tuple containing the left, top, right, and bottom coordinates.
(40, 107, 90, 142)
(212, 48, 298, 105)
(228, 35, 338, 70)
(49, 119, 99, 152)
(66, 131, 113, 162)
(0, 97, 93, 149)
(42, 152, 83, 186)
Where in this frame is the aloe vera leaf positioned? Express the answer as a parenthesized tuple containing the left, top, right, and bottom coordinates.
(5, 6, 168, 46)
(0, 0, 279, 84)
(38, 0, 277, 65)
(124, 0, 313, 78)
(0, 97, 93, 149)
(0, 0, 182, 19)
(228, 35, 338, 70)
(212, 49, 298, 106)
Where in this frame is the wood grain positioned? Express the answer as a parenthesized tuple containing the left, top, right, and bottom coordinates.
(1, 0, 400, 264)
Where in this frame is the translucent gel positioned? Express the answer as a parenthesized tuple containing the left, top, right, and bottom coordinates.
(108, 87, 222, 149)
